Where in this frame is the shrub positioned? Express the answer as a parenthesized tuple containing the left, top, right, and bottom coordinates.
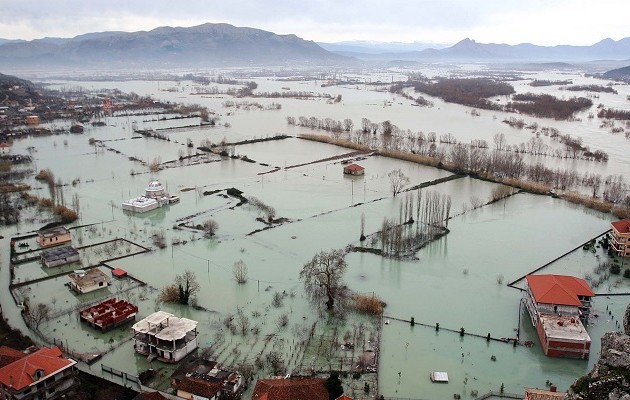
(624, 269, 630, 279)
(610, 264, 621, 275)
(350, 294, 385, 315)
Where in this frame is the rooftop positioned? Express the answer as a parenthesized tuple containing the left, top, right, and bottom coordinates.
(611, 220, 630, 234)
(40, 246, 79, 262)
(68, 268, 111, 288)
(176, 376, 222, 399)
(0, 346, 76, 391)
(37, 226, 69, 238)
(526, 274, 593, 307)
(343, 163, 364, 171)
(252, 378, 328, 400)
(524, 388, 566, 400)
(132, 311, 198, 341)
(539, 314, 591, 342)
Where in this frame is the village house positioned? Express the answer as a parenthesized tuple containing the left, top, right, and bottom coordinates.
(122, 181, 179, 213)
(134, 391, 169, 400)
(0, 346, 78, 400)
(24, 115, 40, 125)
(343, 163, 365, 176)
(610, 220, 630, 258)
(79, 298, 138, 331)
(524, 387, 565, 400)
(524, 274, 594, 359)
(68, 268, 111, 294)
(171, 359, 242, 400)
(0, 347, 25, 369)
(40, 246, 80, 268)
(132, 311, 198, 363)
(36, 226, 71, 248)
(251, 377, 328, 400)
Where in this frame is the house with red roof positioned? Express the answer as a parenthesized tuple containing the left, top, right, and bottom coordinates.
(524, 275, 594, 359)
(251, 377, 328, 400)
(343, 163, 365, 176)
(0, 346, 78, 399)
(610, 220, 630, 258)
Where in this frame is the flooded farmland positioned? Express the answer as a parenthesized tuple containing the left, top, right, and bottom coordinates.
(1, 67, 630, 399)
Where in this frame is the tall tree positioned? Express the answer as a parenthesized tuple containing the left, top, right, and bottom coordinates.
(388, 169, 410, 197)
(300, 249, 347, 310)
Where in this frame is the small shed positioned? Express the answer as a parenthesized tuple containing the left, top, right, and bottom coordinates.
(40, 246, 80, 268)
(430, 372, 449, 383)
(111, 268, 128, 278)
(343, 164, 365, 176)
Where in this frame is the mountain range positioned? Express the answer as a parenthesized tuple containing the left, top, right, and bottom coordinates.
(0, 23, 349, 69)
(1, 23, 630, 69)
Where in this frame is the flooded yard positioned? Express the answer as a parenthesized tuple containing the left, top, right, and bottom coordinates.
(1, 69, 629, 399)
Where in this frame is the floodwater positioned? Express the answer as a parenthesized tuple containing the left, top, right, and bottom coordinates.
(1, 67, 629, 399)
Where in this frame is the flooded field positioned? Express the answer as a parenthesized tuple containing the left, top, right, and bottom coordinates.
(1, 67, 629, 399)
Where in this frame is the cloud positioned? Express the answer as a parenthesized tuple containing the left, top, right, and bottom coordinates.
(0, 0, 628, 45)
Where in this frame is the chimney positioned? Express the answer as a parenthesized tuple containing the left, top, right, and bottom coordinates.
(550, 385, 557, 392)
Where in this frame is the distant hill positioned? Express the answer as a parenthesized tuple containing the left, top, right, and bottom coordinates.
(324, 37, 630, 63)
(0, 23, 351, 69)
(0, 73, 40, 103)
(603, 65, 630, 80)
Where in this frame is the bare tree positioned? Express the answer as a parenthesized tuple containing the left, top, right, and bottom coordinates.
(388, 169, 410, 197)
(236, 308, 250, 335)
(26, 303, 49, 329)
(175, 270, 201, 305)
(233, 260, 248, 284)
(360, 212, 366, 241)
(202, 219, 219, 237)
(300, 249, 347, 310)
(493, 133, 506, 151)
(343, 118, 354, 132)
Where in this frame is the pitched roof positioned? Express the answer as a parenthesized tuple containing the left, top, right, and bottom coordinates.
(612, 220, 630, 234)
(135, 391, 169, 400)
(343, 164, 364, 171)
(0, 346, 76, 391)
(526, 275, 593, 307)
(176, 376, 223, 398)
(336, 396, 353, 400)
(524, 388, 565, 400)
(252, 378, 328, 400)
(0, 346, 26, 369)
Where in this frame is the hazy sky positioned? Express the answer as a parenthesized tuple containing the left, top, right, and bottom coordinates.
(1, 0, 629, 45)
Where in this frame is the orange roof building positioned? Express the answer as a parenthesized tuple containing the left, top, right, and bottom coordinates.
(524, 387, 565, 400)
(251, 378, 328, 400)
(611, 220, 630, 258)
(0, 346, 78, 399)
(524, 275, 593, 359)
(343, 163, 365, 176)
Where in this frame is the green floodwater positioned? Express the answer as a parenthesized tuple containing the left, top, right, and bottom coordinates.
(1, 70, 628, 399)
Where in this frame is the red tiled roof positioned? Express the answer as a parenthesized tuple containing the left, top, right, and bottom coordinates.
(524, 388, 565, 400)
(176, 377, 223, 399)
(0, 346, 76, 391)
(135, 391, 169, 400)
(336, 396, 354, 400)
(612, 220, 630, 234)
(252, 378, 328, 400)
(526, 275, 593, 307)
(0, 347, 26, 368)
(112, 268, 128, 277)
(343, 164, 364, 172)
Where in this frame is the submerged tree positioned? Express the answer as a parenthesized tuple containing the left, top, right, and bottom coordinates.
(388, 169, 410, 197)
(299, 249, 347, 310)
(233, 260, 248, 284)
(176, 270, 201, 305)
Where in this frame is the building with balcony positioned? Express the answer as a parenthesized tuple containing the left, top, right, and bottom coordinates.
(610, 220, 630, 258)
(132, 311, 198, 363)
(524, 274, 594, 359)
(0, 346, 78, 400)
